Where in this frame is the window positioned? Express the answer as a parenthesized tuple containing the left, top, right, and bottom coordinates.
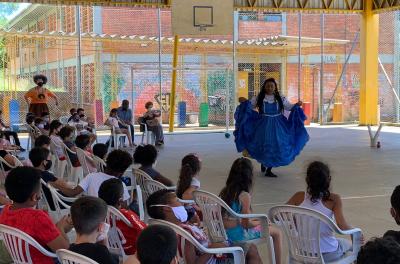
(263, 13, 282, 22)
(239, 11, 257, 21)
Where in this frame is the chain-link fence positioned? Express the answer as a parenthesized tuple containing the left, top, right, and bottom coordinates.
(2, 5, 397, 129)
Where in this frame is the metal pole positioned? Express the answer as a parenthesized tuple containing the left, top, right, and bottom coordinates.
(298, 13, 302, 100)
(378, 57, 400, 104)
(75, 5, 82, 107)
(157, 8, 163, 122)
(168, 35, 179, 132)
(320, 13, 324, 124)
(225, 69, 230, 133)
(325, 31, 360, 117)
(232, 11, 238, 130)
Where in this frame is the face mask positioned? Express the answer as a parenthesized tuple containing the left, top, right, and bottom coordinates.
(96, 222, 110, 242)
(36, 81, 44, 87)
(79, 114, 85, 118)
(171, 206, 188, 223)
(44, 160, 52, 171)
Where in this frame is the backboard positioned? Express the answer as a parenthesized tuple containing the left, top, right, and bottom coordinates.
(172, 0, 234, 35)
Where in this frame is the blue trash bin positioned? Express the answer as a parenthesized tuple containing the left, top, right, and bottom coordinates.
(178, 101, 186, 127)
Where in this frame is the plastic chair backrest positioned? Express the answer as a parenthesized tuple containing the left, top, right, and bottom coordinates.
(192, 190, 230, 243)
(57, 249, 99, 264)
(132, 168, 153, 201)
(106, 206, 132, 260)
(0, 155, 23, 178)
(268, 205, 358, 264)
(149, 219, 245, 264)
(0, 224, 57, 263)
(92, 156, 106, 172)
(76, 148, 95, 177)
(48, 184, 76, 217)
(144, 178, 168, 195)
(61, 142, 75, 169)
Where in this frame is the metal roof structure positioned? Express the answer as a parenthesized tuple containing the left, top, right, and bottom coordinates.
(0, 0, 394, 13)
(0, 28, 349, 49)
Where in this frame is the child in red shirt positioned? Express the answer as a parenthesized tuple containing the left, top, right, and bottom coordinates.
(0, 167, 72, 264)
(98, 178, 146, 255)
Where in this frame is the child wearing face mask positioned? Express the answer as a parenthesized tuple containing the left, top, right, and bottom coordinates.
(69, 196, 118, 264)
(99, 178, 147, 255)
(29, 147, 75, 211)
(0, 167, 72, 264)
(59, 125, 80, 167)
(176, 153, 202, 224)
(147, 189, 264, 264)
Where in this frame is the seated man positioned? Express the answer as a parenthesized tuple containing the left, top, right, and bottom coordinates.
(29, 147, 74, 210)
(136, 225, 178, 264)
(384, 185, 400, 242)
(117, 100, 135, 144)
(0, 166, 72, 263)
(69, 196, 118, 264)
(62, 149, 132, 207)
(99, 178, 146, 255)
(146, 190, 262, 264)
(0, 110, 25, 151)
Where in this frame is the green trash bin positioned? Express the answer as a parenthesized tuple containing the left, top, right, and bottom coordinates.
(199, 103, 209, 127)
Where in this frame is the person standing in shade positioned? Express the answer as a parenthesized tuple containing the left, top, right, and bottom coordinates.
(117, 100, 135, 145)
(24, 74, 58, 117)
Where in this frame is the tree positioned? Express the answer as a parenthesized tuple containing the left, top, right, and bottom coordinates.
(0, 3, 19, 69)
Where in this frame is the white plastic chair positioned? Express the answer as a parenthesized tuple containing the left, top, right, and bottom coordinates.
(61, 142, 83, 184)
(48, 184, 76, 218)
(57, 249, 99, 264)
(76, 148, 96, 177)
(25, 124, 40, 150)
(50, 139, 67, 178)
(144, 179, 194, 204)
(193, 190, 276, 264)
(111, 126, 127, 150)
(149, 219, 245, 264)
(106, 206, 133, 261)
(0, 155, 23, 184)
(268, 205, 362, 264)
(0, 224, 57, 263)
(132, 168, 153, 221)
(92, 155, 106, 172)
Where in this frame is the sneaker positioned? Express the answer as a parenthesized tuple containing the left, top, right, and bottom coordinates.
(261, 164, 266, 172)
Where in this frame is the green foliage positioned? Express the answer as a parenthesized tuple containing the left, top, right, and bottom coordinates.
(0, 3, 19, 69)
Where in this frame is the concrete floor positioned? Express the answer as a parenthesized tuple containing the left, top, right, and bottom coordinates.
(19, 125, 400, 262)
(147, 125, 400, 241)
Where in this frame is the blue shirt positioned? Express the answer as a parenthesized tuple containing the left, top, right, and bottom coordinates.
(117, 107, 133, 123)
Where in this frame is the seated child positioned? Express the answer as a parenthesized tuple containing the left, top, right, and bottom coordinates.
(69, 196, 118, 264)
(49, 120, 65, 160)
(147, 189, 263, 264)
(220, 157, 282, 264)
(384, 185, 400, 243)
(99, 178, 146, 255)
(357, 237, 400, 264)
(136, 225, 177, 264)
(176, 153, 202, 224)
(286, 161, 362, 262)
(59, 125, 80, 167)
(133, 145, 173, 186)
(93, 143, 108, 160)
(75, 134, 97, 173)
(0, 166, 72, 263)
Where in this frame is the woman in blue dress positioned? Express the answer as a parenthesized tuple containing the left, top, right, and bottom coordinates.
(234, 78, 309, 177)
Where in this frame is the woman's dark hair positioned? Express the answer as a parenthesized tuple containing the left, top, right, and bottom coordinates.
(49, 120, 62, 135)
(33, 74, 47, 84)
(26, 114, 35, 124)
(34, 117, 43, 126)
(145, 101, 153, 109)
(219, 157, 253, 206)
(306, 161, 331, 203)
(34, 135, 51, 148)
(59, 125, 75, 140)
(109, 108, 118, 116)
(98, 178, 124, 207)
(176, 154, 201, 199)
(133, 144, 157, 166)
(256, 78, 284, 114)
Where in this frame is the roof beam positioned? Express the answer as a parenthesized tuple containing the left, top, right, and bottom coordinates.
(0, 0, 365, 13)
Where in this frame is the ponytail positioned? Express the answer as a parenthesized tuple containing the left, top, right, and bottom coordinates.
(176, 164, 194, 198)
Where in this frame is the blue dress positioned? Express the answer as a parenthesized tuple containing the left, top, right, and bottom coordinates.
(226, 201, 261, 242)
(234, 99, 309, 168)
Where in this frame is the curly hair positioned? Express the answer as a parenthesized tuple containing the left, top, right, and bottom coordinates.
(106, 149, 133, 174)
(33, 74, 47, 84)
(357, 237, 400, 264)
(133, 145, 157, 167)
